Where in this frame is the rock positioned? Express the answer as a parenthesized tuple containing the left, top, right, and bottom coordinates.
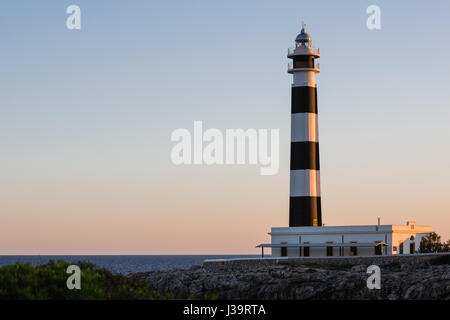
(403, 284, 425, 300)
(350, 265, 366, 273)
(188, 265, 202, 271)
(294, 285, 315, 299)
(135, 257, 450, 300)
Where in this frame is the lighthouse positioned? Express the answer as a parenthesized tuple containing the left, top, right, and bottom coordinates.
(255, 25, 433, 258)
(288, 25, 322, 227)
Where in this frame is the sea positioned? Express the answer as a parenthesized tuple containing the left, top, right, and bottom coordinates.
(0, 255, 259, 274)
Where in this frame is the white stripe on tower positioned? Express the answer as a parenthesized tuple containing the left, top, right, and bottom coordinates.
(291, 113, 319, 142)
(290, 170, 321, 197)
(287, 25, 322, 227)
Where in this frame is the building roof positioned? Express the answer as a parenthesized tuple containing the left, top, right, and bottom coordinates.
(269, 223, 432, 235)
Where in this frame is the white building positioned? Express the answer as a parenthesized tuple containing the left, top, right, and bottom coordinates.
(258, 221, 432, 257)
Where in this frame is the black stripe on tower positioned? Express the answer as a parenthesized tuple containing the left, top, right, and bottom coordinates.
(289, 197, 322, 227)
(291, 86, 317, 114)
(290, 142, 320, 170)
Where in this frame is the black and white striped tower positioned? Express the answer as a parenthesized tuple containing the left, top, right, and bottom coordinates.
(287, 25, 322, 227)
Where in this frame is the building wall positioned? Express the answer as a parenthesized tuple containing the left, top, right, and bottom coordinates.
(391, 232, 429, 254)
(271, 232, 389, 257)
(391, 222, 432, 254)
(269, 224, 431, 257)
(271, 245, 382, 257)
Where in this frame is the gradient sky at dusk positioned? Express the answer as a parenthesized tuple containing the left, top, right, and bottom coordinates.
(1, 0, 449, 254)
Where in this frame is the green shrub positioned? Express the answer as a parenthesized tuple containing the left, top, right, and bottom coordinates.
(0, 260, 159, 300)
(419, 232, 450, 253)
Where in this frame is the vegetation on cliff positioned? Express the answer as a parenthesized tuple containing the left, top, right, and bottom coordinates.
(0, 260, 163, 300)
(419, 232, 450, 253)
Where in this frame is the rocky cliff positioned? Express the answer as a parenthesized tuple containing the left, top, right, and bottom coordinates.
(131, 254, 449, 300)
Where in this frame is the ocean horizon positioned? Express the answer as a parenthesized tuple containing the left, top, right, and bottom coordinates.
(0, 255, 259, 274)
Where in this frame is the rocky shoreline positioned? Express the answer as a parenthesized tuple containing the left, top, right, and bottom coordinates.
(130, 254, 450, 300)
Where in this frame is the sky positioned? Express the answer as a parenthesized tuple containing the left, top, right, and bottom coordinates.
(1, 0, 449, 254)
